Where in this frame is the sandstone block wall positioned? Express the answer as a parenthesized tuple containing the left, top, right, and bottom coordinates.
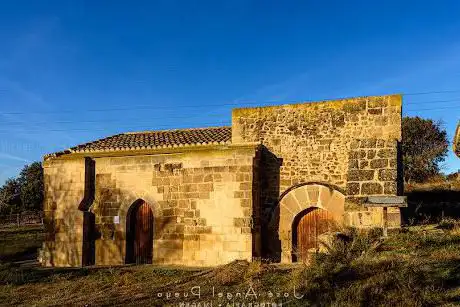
(42, 145, 258, 267)
(346, 138, 400, 197)
(40, 159, 86, 267)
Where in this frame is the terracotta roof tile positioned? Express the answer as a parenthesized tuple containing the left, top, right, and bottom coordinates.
(45, 126, 232, 158)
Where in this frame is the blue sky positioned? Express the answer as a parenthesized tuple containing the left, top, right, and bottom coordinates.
(0, 0, 459, 184)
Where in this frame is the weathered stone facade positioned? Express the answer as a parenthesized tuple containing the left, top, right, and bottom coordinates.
(41, 145, 258, 267)
(40, 94, 403, 267)
(232, 94, 402, 261)
(232, 95, 401, 198)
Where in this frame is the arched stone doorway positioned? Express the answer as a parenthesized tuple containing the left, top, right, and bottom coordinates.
(292, 207, 337, 262)
(125, 199, 154, 264)
(277, 183, 345, 263)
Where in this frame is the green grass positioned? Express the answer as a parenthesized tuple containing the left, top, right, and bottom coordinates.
(0, 225, 44, 263)
(0, 225, 460, 306)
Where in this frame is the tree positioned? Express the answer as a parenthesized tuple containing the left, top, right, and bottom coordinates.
(17, 162, 44, 211)
(0, 178, 21, 214)
(402, 116, 449, 183)
(0, 162, 44, 213)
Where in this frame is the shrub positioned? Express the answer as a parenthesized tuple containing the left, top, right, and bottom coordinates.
(320, 227, 383, 265)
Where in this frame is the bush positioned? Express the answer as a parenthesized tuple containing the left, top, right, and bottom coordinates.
(402, 116, 449, 183)
(295, 227, 453, 306)
(320, 227, 383, 265)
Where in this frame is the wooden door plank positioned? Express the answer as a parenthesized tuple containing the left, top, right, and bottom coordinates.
(132, 202, 153, 264)
(296, 208, 337, 262)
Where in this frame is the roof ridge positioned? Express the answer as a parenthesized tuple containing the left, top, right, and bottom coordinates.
(123, 125, 231, 135)
(71, 133, 124, 149)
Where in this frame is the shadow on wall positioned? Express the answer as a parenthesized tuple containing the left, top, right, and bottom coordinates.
(402, 189, 460, 224)
(43, 195, 85, 267)
(80, 158, 96, 266)
(124, 199, 153, 264)
(42, 158, 98, 267)
(258, 145, 348, 263)
(91, 191, 181, 266)
(258, 146, 282, 262)
(120, 197, 180, 265)
(44, 157, 192, 267)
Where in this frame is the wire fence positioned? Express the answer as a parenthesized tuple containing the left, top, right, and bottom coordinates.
(0, 211, 43, 228)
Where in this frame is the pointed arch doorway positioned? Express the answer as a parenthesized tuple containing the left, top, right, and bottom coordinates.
(125, 200, 154, 264)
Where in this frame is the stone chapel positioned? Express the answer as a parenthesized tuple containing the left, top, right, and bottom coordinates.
(40, 94, 403, 267)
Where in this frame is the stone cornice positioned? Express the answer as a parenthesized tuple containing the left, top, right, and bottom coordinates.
(43, 142, 261, 161)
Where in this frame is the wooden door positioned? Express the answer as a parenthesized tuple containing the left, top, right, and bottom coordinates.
(132, 202, 153, 264)
(295, 208, 335, 262)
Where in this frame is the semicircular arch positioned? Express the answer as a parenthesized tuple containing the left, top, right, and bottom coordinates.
(275, 183, 345, 263)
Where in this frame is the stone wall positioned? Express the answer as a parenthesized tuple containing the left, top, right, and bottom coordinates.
(41, 95, 404, 267)
(232, 95, 403, 232)
(276, 184, 346, 262)
(42, 145, 259, 267)
(41, 159, 86, 266)
(346, 138, 402, 197)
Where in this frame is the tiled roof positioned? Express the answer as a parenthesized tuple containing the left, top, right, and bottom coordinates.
(45, 126, 232, 158)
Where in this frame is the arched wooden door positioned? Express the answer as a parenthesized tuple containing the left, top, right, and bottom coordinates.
(126, 201, 153, 264)
(293, 207, 336, 262)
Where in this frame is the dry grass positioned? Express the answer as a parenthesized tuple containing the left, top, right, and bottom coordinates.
(298, 226, 460, 306)
(403, 180, 460, 225)
(0, 225, 44, 263)
(405, 179, 460, 192)
(1, 225, 460, 306)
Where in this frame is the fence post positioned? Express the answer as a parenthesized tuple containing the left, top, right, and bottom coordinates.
(0, 211, 44, 228)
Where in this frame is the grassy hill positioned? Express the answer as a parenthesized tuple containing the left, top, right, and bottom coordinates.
(1, 224, 460, 306)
